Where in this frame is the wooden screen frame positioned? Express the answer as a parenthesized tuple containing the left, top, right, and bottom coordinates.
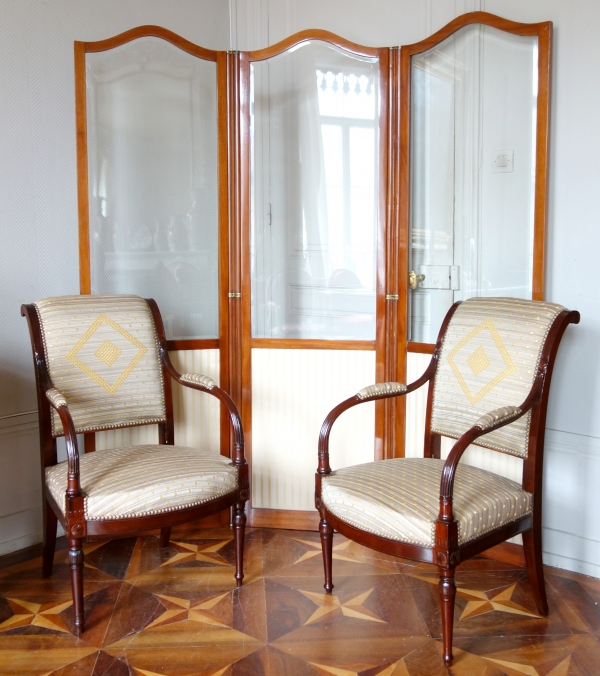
(396, 12, 552, 453)
(239, 31, 390, 528)
(73, 14, 552, 531)
(75, 26, 232, 466)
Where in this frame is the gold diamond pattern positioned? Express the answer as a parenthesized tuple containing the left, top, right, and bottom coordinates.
(466, 345, 490, 376)
(95, 340, 122, 367)
(65, 314, 148, 396)
(447, 318, 517, 405)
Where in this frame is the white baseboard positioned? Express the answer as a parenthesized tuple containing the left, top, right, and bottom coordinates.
(543, 526, 600, 578)
(543, 552, 600, 579)
(0, 507, 42, 557)
(543, 428, 600, 578)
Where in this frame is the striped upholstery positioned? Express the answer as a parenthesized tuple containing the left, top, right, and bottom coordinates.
(357, 382, 407, 400)
(45, 445, 238, 520)
(431, 298, 565, 458)
(34, 295, 166, 437)
(321, 458, 532, 546)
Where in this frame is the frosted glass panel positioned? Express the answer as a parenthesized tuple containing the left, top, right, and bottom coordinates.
(251, 42, 380, 339)
(87, 38, 219, 340)
(409, 25, 538, 343)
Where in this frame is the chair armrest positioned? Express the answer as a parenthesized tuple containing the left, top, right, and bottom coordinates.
(316, 305, 462, 476)
(436, 356, 550, 530)
(46, 388, 67, 409)
(356, 382, 407, 401)
(164, 364, 245, 466)
(180, 373, 216, 391)
(473, 406, 522, 431)
(45, 388, 82, 498)
(145, 298, 245, 466)
(317, 361, 440, 475)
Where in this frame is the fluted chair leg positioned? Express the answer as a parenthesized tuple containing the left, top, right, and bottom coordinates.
(523, 526, 549, 616)
(42, 500, 57, 577)
(439, 567, 456, 667)
(69, 538, 85, 637)
(319, 518, 334, 593)
(233, 502, 246, 587)
(159, 526, 171, 548)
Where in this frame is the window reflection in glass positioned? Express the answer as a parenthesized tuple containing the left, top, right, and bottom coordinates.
(408, 25, 538, 343)
(251, 42, 380, 340)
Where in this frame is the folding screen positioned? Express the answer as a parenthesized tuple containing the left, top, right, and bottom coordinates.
(76, 13, 551, 528)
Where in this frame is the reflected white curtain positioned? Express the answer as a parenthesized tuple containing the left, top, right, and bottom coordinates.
(293, 46, 329, 284)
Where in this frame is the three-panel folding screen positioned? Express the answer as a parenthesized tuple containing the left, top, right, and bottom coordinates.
(75, 12, 551, 526)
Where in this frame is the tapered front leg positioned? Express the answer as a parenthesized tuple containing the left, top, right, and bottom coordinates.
(42, 499, 58, 577)
(159, 526, 172, 549)
(69, 538, 84, 636)
(233, 502, 246, 587)
(319, 517, 334, 593)
(439, 567, 456, 666)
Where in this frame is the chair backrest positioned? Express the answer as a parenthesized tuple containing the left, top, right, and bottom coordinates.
(430, 297, 566, 458)
(32, 295, 167, 437)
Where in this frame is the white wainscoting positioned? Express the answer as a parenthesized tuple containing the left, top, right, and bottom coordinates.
(251, 349, 376, 511)
(542, 429, 600, 578)
(0, 413, 43, 556)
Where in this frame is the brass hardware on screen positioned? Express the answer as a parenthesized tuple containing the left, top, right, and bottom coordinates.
(385, 294, 399, 300)
(228, 292, 242, 298)
(408, 270, 425, 290)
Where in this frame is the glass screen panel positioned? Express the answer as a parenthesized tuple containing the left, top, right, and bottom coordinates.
(409, 25, 538, 343)
(86, 38, 219, 340)
(251, 42, 380, 340)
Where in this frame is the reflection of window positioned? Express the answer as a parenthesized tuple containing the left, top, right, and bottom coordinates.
(316, 70, 377, 291)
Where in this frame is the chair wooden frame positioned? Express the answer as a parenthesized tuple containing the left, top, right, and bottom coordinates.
(315, 301, 579, 667)
(22, 298, 249, 637)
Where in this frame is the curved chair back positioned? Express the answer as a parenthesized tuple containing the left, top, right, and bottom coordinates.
(32, 295, 167, 437)
(430, 297, 566, 458)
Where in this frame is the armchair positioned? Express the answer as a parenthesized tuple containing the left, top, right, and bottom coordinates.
(315, 297, 579, 667)
(22, 294, 248, 636)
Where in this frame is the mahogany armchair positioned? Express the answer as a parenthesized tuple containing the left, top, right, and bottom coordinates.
(315, 297, 579, 667)
(22, 294, 248, 636)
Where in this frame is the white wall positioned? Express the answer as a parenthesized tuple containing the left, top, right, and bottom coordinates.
(232, 0, 600, 577)
(0, 0, 229, 555)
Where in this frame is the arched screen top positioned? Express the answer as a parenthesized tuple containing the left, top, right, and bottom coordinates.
(401, 13, 551, 345)
(79, 33, 220, 340)
(249, 38, 385, 340)
(80, 25, 218, 61)
(247, 29, 381, 62)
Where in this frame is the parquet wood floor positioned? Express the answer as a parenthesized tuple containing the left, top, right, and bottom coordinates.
(1, 524, 599, 675)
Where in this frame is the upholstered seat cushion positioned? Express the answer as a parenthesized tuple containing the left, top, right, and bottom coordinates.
(45, 445, 238, 521)
(321, 458, 532, 547)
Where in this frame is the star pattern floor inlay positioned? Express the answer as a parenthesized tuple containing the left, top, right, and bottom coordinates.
(1, 524, 600, 675)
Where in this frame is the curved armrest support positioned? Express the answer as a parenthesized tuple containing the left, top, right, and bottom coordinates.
(45, 389, 81, 498)
(167, 361, 245, 466)
(438, 358, 548, 522)
(317, 353, 441, 475)
(145, 298, 245, 466)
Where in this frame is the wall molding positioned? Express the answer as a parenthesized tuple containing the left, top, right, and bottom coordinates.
(545, 427, 600, 459)
(0, 411, 38, 438)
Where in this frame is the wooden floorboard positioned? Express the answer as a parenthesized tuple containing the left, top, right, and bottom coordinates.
(0, 524, 598, 675)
